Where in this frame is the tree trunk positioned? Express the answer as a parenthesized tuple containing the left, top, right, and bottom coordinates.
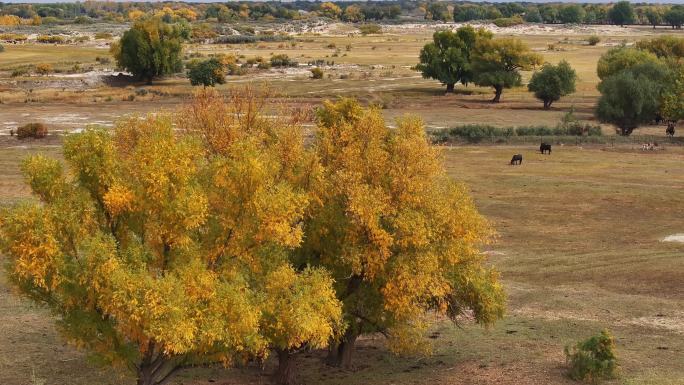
(336, 331, 358, 369)
(492, 86, 503, 103)
(135, 347, 180, 385)
(543, 100, 551, 109)
(445, 83, 455, 93)
(325, 340, 340, 366)
(275, 349, 295, 385)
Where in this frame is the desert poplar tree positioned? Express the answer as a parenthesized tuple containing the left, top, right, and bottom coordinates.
(0, 89, 342, 385)
(297, 98, 506, 368)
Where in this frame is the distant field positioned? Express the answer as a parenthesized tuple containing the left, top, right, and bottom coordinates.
(1, 23, 681, 135)
(1, 142, 682, 385)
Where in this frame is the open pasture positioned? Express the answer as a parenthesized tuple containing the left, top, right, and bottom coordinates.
(1, 142, 682, 385)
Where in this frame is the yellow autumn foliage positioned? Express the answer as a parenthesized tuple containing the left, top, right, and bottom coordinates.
(0, 88, 342, 385)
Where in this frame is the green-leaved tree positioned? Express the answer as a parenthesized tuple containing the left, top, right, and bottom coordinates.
(188, 58, 226, 87)
(111, 17, 184, 83)
(416, 26, 492, 93)
(528, 60, 577, 109)
(472, 37, 542, 102)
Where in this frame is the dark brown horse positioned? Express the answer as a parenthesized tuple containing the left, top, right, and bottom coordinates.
(540, 143, 552, 154)
(510, 154, 523, 165)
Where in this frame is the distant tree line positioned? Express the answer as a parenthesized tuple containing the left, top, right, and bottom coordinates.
(1, 1, 683, 28)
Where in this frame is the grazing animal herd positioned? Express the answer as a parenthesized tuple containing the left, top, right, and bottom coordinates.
(509, 143, 551, 166)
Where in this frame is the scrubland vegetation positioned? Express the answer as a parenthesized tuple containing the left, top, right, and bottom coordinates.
(0, 1, 683, 385)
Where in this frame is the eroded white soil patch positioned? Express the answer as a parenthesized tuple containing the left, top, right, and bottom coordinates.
(662, 234, 684, 243)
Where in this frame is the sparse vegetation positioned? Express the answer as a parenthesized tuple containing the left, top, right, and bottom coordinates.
(565, 330, 618, 383)
(16, 123, 47, 139)
(310, 67, 324, 79)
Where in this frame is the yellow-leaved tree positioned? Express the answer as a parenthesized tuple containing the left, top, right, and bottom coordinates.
(0, 88, 342, 385)
(297, 98, 506, 368)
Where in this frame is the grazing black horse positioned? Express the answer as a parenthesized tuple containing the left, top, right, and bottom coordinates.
(666, 122, 675, 137)
(540, 143, 552, 154)
(510, 154, 523, 165)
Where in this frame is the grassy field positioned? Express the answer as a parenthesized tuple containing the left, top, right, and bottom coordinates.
(0, 141, 682, 385)
(1, 20, 683, 385)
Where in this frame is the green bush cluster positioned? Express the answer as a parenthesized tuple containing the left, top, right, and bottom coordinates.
(493, 16, 524, 27)
(565, 330, 618, 383)
(359, 23, 382, 35)
(214, 34, 291, 44)
(435, 122, 602, 143)
(270, 54, 298, 67)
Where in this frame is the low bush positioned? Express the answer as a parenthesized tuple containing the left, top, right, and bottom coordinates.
(270, 54, 297, 67)
(565, 330, 617, 383)
(0, 44, 4, 53)
(359, 23, 382, 35)
(35, 63, 54, 75)
(587, 36, 601, 46)
(214, 34, 291, 44)
(493, 16, 525, 27)
(94, 32, 113, 40)
(311, 67, 324, 79)
(0, 33, 27, 42)
(16, 123, 48, 139)
(11, 68, 28, 77)
(37, 35, 65, 44)
(433, 122, 602, 143)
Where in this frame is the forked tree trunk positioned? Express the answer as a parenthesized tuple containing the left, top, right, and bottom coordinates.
(135, 346, 180, 385)
(445, 83, 455, 93)
(543, 100, 552, 109)
(331, 331, 358, 369)
(275, 349, 296, 385)
(492, 86, 503, 103)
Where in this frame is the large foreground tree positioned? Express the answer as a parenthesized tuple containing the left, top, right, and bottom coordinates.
(299, 99, 506, 369)
(0, 89, 342, 385)
(111, 17, 184, 83)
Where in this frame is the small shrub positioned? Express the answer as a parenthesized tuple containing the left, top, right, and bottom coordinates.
(270, 54, 297, 67)
(311, 67, 324, 79)
(587, 36, 601, 46)
(96, 56, 111, 65)
(94, 32, 113, 40)
(0, 33, 27, 41)
(257, 61, 272, 70)
(35, 63, 53, 75)
(0, 44, 4, 53)
(493, 16, 525, 28)
(326, 43, 336, 49)
(11, 68, 27, 77)
(359, 23, 382, 35)
(16, 123, 48, 139)
(36, 35, 65, 44)
(565, 330, 617, 383)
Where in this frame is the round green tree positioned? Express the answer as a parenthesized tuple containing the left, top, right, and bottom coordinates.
(111, 17, 184, 83)
(608, 1, 634, 27)
(472, 37, 542, 102)
(528, 60, 577, 109)
(416, 27, 491, 93)
(596, 63, 669, 136)
(188, 58, 226, 87)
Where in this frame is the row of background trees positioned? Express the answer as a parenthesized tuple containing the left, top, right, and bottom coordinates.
(1, 1, 683, 28)
(417, 27, 684, 136)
